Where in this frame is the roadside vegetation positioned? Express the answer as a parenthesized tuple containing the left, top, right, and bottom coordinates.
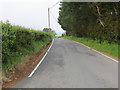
(2, 21, 53, 70)
(63, 36, 119, 59)
(58, 2, 119, 59)
(1, 21, 55, 84)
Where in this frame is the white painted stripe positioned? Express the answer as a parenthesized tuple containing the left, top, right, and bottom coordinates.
(72, 40, 118, 63)
(74, 41, 90, 49)
(92, 49, 118, 63)
(28, 39, 54, 78)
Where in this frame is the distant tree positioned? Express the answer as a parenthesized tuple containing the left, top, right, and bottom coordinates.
(62, 33, 66, 37)
(43, 28, 51, 32)
(49, 30, 57, 38)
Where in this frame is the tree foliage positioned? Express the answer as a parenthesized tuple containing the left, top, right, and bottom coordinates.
(58, 2, 119, 43)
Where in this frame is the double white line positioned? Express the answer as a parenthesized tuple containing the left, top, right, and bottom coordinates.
(28, 39, 54, 78)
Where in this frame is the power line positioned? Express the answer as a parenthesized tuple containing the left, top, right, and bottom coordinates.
(50, 10, 58, 23)
(48, 0, 61, 30)
(49, 0, 61, 8)
(50, 10, 62, 31)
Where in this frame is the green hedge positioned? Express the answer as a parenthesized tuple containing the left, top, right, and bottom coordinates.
(1, 21, 52, 70)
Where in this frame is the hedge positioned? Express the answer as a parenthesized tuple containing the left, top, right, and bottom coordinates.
(1, 21, 52, 70)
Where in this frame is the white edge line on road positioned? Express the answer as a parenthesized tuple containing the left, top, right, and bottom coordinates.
(72, 40, 119, 63)
(28, 39, 54, 78)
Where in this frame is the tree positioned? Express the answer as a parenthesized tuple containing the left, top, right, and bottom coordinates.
(43, 28, 51, 32)
(58, 2, 119, 43)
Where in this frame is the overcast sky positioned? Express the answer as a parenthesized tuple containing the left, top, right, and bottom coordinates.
(0, 0, 65, 36)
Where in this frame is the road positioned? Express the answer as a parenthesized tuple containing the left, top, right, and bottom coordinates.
(13, 38, 118, 88)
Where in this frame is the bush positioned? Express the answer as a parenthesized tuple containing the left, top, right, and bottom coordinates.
(1, 21, 52, 70)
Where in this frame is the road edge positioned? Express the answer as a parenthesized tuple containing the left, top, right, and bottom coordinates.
(28, 39, 54, 78)
(64, 38, 119, 63)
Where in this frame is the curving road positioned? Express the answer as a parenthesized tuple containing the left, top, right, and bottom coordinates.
(13, 38, 118, 88)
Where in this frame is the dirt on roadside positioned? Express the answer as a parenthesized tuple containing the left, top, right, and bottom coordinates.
(2, 42, 51, 88)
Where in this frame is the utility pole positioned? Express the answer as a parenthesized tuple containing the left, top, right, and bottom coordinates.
(48, 8, 51, 31)
(48, 1, 60, 31)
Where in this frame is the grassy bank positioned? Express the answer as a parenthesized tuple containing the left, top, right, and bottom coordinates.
(3, 40, 51, 71)
(63, 36, 119, 59)
(2, 21, 52, 71)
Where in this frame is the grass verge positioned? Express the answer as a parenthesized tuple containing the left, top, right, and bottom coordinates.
(3, 39, 51, 71)
(2, 41, 52, 88)
(63, 36, 119, 59)
(2, 39, 52, 84)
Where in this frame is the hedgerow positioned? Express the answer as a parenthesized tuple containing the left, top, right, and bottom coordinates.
(1, 21, 52, 70)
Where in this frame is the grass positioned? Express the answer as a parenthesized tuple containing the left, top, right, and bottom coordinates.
(3, 39, 51, 71)
(63, 36, 119, 59)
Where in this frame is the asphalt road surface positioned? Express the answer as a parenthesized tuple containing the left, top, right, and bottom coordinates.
(13, 38, 118, 88)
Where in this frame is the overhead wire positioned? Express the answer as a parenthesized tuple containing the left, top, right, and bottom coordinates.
(48, 0, 62, 31)
(49, 0, 61, 9)
(50, 10, 58, 23)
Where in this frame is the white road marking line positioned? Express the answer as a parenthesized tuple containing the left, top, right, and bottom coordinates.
(75, 41, 91, 49)
(72, 40, 118, 63)
(92, 49, 118, 63)
(28, 39, 54, 78)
